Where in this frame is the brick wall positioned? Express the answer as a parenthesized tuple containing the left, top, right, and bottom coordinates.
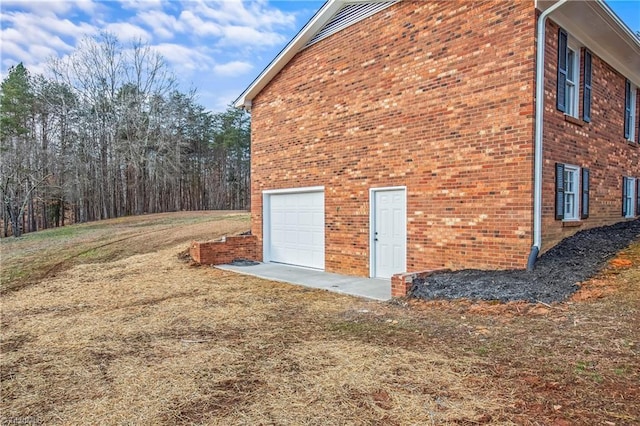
(190, 235, 258, 265)
(541, 19, 640, 251)
(251, 0, 537, 276)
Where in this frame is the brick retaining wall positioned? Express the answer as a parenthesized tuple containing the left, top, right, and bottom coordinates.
(190, 235, 258, 265)
(391, 269, 450, 297)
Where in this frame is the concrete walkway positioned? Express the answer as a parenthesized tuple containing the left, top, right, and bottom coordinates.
(216, 262, 391, 301)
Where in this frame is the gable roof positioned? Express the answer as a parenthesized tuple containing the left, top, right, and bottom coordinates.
(234, 0, 397, 110)
(234, 0, 640, 110)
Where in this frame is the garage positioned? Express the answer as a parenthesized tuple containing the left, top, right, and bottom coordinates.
(265, 189, 325, 269)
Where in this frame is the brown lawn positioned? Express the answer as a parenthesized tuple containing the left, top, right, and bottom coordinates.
(1, 212, 638, 425)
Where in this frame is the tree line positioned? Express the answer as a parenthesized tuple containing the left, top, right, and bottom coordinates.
(1, 33, 250, 237)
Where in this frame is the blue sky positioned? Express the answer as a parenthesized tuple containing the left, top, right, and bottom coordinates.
(1, 1, 638, 112)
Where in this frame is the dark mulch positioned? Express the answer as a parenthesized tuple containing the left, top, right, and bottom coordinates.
(409, 219, 640, 304)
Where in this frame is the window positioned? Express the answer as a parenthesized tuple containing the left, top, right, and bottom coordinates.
(624, 80, 637, 142)
(565, 47, 579, 117)
(557, 29, 581, 118)
(622, 177, 637, 218)
(556, 163, 589, 221)
(564, 165, 579, 219)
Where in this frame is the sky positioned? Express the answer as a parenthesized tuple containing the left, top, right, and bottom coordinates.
(1, 0, 639, 113)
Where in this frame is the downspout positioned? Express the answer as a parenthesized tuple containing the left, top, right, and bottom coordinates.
(528, 0, 568, 271)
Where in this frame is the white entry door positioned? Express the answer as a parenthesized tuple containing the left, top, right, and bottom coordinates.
(268, 191, 325, 269)
(372, 188, 406, 278)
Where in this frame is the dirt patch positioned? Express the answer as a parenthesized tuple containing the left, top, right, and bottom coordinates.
(410, 219, 640, 303)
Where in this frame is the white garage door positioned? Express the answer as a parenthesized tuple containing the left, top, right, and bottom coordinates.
(268, 191, 324, 269)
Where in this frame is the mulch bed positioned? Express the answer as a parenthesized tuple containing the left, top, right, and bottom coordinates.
(410, 219, 640, 304)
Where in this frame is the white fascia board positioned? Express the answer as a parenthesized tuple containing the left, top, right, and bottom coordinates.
(594, 0, 640, 43)
(590, 0, 640, 86)
(233, 0, 344, 109)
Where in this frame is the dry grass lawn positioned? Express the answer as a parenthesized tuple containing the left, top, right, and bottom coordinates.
(1, 212, 639, 425)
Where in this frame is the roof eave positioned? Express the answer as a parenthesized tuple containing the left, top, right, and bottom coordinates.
(537, 0, 640, 86)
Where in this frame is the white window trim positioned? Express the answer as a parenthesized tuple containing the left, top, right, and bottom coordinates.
(627, 84, 637, 142)
(563, 164, 580, 221)
(624, 177, 636, 218)
(565, 38, 581, 118)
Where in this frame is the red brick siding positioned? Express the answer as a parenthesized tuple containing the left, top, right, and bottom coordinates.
(190, 235, 258, 265)
(540, 19, 640, 251)
(251, 0, 537, 276)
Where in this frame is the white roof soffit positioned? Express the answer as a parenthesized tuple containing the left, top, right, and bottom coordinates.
(234, 0, 398, 109)
(537, 0, 640, 87)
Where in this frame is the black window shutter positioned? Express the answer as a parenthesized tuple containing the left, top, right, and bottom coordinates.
(557, 29, 568, 112)
(583, 50, 592, 122)
(556, 163, 565, 220)
(624, 80, 631, 139)
(581, 168, 589, 219)
(637, 178, 640, 216)
(622, 177, 628, 216)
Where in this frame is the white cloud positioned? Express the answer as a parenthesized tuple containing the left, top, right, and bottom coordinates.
(192, 0, 295, 30)
(0, 0, 99, 16)
(136, 10, 182, 39)
(0, 37, 50, 77)
(0, 0, 73, 16)
(2, 13, 77, 51)
(220, 25, 286, 47)
(213, 60, 253, 76)
(118, 0, 163, 11)
(246, 0, 297, 28)
(74, 0, 100, 15)
(0, 9, 97, 76)
(48, 18, 95, 38)
(197, 88, 242, 112)
(178, 10, 222, 37)
(105, 22, 151, 42)
(0, 39, 34, 64)
(172, 1, 294, 47)
(28, 44, 59, 61)
(153, 43, 213, 71)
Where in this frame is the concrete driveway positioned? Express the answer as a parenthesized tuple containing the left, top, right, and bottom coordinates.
(216, 262, 391, 301)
